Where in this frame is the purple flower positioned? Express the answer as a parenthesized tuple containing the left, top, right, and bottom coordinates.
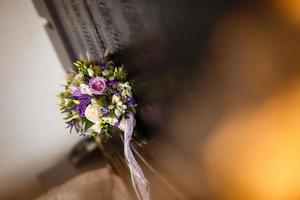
(89, 77, 106, 95)
(78, 95, 91, 105)
(67, 120, 81, 133)
(73, 95, 91, 117)
(128, 97, 136, 106)
(112, 90, 120, 95)
(95, 58, 108, 69)
(95, 58, 102, 65)
(75, 105, 86, 117)
(101, 107, 110, 116)
(96, 58, 108, 70)
(67, 120, 76, 133)
(107, 80, 119, 87)
(70, 86, 82, 97)
(100, 63, 108, 69)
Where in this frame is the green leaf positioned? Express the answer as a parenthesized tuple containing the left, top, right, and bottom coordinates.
(83, 118, 95, 131)
(92, 65, 101, 76)
(96, 96, 106, 106)
(64, 115, 78, 123)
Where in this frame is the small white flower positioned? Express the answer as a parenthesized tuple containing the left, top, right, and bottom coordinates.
(102, 117, 118, 126)
(112, 95, 121, 104)
(64, 99, 70, 107)
(74, 73, 84, 81)
(117, 106, 127, 117)
(87, 68, 94, 77)
(84, 104, 103, 123)
(102, 70, 110, 76)
(80, 84, 92, 95)
(115, 109, 122, 117)
(110, 95, 127, 117)
(71, 73, 84, 85)
(121, 90, 130, 97)
(123, 82, 131, 88)
(111, 117, 119, 125)
(108, 105, 114, 110)
(117, 82, 132, 97)
(90, 122, 102, 134)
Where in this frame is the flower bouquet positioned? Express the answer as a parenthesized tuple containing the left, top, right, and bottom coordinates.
(58, 54, 137, 137)
(58, 53, 149, 200)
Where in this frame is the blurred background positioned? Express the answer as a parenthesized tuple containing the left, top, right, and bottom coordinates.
(1, 0, 300, 199)
(0, 0, 79, 199)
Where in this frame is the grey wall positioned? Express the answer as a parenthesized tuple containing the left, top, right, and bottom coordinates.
(0, 0, 79, 199)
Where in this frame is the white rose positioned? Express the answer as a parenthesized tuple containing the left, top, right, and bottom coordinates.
(84, 104, 103, 123)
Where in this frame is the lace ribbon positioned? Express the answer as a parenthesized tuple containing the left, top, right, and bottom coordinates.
(123, 112, 150, 200)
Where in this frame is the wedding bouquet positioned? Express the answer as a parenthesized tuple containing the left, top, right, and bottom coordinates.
(58, 54, 137, 137)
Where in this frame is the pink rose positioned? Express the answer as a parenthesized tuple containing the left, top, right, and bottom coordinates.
(89, 77, 106, 95)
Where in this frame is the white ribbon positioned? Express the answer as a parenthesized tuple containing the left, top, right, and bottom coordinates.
(123, 112, 150, 200)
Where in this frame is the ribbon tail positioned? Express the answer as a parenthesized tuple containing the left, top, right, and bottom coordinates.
(124, 112, 150, 200)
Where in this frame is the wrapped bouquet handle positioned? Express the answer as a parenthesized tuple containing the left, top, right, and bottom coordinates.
(58, 53, 150, 200)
